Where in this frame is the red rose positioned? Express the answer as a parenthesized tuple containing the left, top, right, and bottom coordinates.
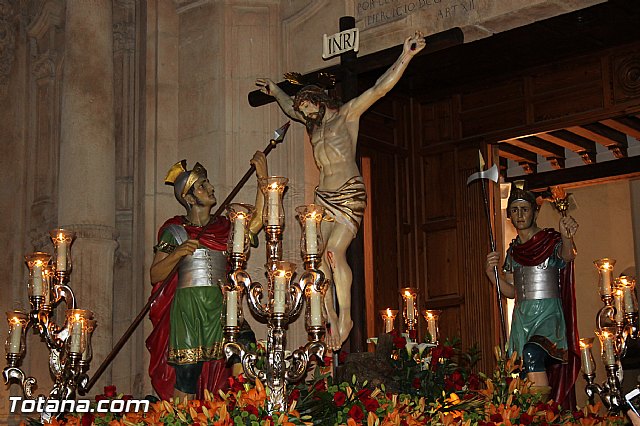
(363, 398, 379, 412)
(393, 336, 407, 349)
(104, 385, 117, 397)
(442, 345, 454, 359)
(430, 345, 443, 367)
(81, 413, 94, 426)
(572, 411, 584, 419)
(323, 355, 333, 366)
(468, 373, 480, 390)
(333, 391, 347, 407)
(338, 350, 348, 364)
(314, 379, 326, 392)
(288, 388, 300, 404)
(356, 388, 372, 401)
(519, 412, 533, 425)
(490, 413, 503, 423)
(412, 377, 422, 389)
(95, 394, 107, 402)
(348, 405, 365, 423)
(245, 404, 259, 416)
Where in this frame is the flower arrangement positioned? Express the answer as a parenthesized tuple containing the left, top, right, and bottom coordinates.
(21, 343, 625, 426)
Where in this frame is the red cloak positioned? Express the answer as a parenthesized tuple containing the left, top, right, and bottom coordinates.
(511, 228, 580, 409)
(145, 216, 231, 401)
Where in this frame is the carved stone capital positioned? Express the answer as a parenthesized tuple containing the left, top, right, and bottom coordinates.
(26, 0, 63, 40)
(63, 224, 119, 242)
(31, 51, 57, 80)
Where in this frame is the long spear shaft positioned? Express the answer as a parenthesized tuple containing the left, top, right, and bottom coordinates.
(480, 178, 508, 346)
(82, 123, 290, 393)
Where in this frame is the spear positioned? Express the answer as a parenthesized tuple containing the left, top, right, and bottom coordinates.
(81, 122, 291, 394)
(466, 152, 507, 346)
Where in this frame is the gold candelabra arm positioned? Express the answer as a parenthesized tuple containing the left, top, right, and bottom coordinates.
(246, 281, 269, 320)
(285, 341, 326, 382)
(290, 269, 325, 320)
(584, 374, 601, 406)
(3, 363, 39, 399)
(596, 305, 616, 330)
(223, 342, 264, 382)
(53, 284, 77, 309)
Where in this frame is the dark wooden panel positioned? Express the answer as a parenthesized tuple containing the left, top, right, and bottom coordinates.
(422, 151, 456, 220)
(611, 50, 640, 104)
(461, 101, 527, 137)
(529, 56, 602, 95)
(460, 79, 524, 112)
(419, 99, 455, 147)
(426, 228, 460, 299)
(532, 82, 604, 122)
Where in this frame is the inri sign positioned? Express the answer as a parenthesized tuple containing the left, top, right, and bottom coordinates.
(322, 28, 359, 60)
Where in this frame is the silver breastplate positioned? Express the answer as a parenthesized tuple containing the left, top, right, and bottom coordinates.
(177, 248, 227, 289)
(513, 258, 560, 301)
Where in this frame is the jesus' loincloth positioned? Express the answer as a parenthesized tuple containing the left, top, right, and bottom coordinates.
(315, 176, 367, 237)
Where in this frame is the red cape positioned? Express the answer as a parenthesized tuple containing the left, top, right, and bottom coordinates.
(145, 216, 231, 400)
(511, 228, 580, 409)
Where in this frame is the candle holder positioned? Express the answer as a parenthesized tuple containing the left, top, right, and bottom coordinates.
(296, 204, 325, 258)
(422, 309, 442, 344)
(594, 258, 616, 304)
(618, 276, 638, 336)
(25, 252, 52, 310)
(222, 201, 328, 413)
(50, 228, 76, 281)
(227, 203, 255, 255)
(4, 230, 96, 421)
(400, 287, 418, 340)
(379, 309, 398, 334)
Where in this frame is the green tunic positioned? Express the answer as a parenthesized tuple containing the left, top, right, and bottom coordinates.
(504, 241, 568, 362)
(158, 229, 224, 365)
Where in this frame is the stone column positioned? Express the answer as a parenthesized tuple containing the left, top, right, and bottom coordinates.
(58, 0, 117, 392)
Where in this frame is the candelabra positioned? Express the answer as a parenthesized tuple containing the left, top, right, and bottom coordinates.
(422, 309, 442, 344)
(3, 229, 96, 411)
(221, 178, 329, 413)
(581, 258, 638, 413)
(400, 287, 418, 340)
(379, 309, 398, 334)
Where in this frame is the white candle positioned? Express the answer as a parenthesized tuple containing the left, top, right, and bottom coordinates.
(267, 187, 279, 226)
(406, 293, 414, 321)
(580, 344, 595, 375)
(70, 320, 82, 353)
(384, 316, 393, 333)
(305, 215, 318, 255)
(427, 319, 438, 342)
(232, 215, 245, 253)
(273, 272, 286, 313)
(57, 238, 68, 272)
(32, 264, 43, 297)
(310, 291, 322, 326)
(614, 290, 625, 322)
(43, 270, 51, 305)
(226, 290, 238, 327)
(8, 321, 22, 353)
(601, 333, 616, 366)
(622, 286, 636, 313)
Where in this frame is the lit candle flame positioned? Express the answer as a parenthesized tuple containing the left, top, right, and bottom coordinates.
(386, 308, 392, 317)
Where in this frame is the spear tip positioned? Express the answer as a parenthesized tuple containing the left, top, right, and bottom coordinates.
(273, 121, 291, 143)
